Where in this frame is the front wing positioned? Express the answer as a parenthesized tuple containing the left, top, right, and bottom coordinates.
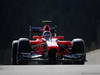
(20, 52, 85, 64)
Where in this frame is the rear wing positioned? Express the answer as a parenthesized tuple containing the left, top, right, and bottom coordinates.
(30, 25, 57, 36)
(31, 26, 42, 33)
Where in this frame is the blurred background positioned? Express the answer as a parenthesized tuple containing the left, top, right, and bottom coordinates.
(0, 0, 100, 64)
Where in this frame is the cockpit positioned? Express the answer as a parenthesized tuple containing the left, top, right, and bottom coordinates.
(42, 31, 52, 40)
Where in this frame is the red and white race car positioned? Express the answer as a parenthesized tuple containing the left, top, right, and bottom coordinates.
(11, 21, 86, 64)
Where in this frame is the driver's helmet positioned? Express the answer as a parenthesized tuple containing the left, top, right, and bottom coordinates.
(42, 31, 52, 40)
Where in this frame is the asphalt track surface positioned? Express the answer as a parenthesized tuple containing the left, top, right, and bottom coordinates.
(85, 49, 100, 65)
(0, 49, 100, 75)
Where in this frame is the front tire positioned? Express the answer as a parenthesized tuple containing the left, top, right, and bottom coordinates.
(11, 40, 18, 65)
(18, 38, 31, 53)
(17, 38, 31, 64)
(48, 48, 57, 64)
(72, 38, 86, 64)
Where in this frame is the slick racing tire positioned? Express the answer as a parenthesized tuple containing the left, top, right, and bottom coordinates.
(18, 38, 31, 53)
(11, 40, 18, 65)
(72, 38, 86, 64)
(17, 38, 31, 64)
(48, 48, 57, 64)
(72, 38, 85, 54)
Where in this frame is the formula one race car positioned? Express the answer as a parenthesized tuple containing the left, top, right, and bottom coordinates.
(11, 21, 86, 65)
